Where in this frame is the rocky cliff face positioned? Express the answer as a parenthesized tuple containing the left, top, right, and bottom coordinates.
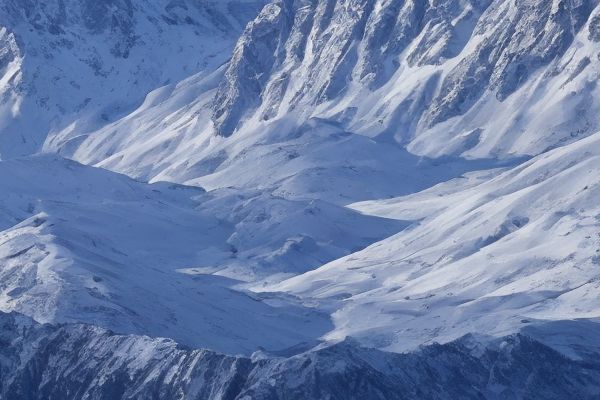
(212, 0, 600, 158)
(18, 0, 600, 185)
(2, 311, 600, 400)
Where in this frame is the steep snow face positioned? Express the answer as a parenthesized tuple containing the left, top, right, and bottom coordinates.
(272, 131, 600, 352)
(0, 0, 267, 159)
(211, 0, 600, 158)
(2, 312, 600, 400)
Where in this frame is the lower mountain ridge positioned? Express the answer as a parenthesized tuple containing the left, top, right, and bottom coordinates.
(2, 311, 600, 400)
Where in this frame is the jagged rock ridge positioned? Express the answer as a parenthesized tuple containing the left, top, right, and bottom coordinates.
(212, 0, 600, 158)
(2, 312, 600, 400)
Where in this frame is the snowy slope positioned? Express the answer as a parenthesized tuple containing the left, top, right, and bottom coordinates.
(0, 0, 267, 159)
(271, 131, 600, 352)
(0, 153, 422, 353)
(38, 0, 600, 194)
(210, 0, 600, 158)
(0, 155, 339, 354)
(49, 70, 514, 205)
(1, 0, 600, 391)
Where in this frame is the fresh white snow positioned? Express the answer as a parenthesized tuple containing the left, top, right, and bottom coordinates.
(0, 0, 599, 360)
(270, 132, 600, 351)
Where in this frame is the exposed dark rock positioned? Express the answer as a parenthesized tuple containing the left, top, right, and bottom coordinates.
(1, 312, 599, 399)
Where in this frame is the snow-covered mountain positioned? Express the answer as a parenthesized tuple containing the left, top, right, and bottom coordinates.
(0, 0, 267, 159)
(212, 0, 600, 158)
(38, 0, 600, 194)
(1, 0, 600, 397)
(4, 0, 600, 167)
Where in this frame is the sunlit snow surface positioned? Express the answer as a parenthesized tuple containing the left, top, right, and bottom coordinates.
(272, 132, 600, 352)
(0, 0, 600, 369)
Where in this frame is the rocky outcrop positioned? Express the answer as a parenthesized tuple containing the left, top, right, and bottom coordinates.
(212, 0, 301, 137)
(1, 311, 600, 399)
(212, 0, 600, 157)
(427, 0, 596, 125)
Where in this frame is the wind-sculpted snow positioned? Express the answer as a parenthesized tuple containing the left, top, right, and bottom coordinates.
(273, 131, 600, 352)
(211, 0, 600, 158)
(1, 311, 600, 400)
(0, 0, 268, 159)
(0, 155, 420, 354)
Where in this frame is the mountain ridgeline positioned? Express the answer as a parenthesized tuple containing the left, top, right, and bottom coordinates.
(1, 1, 600, 399)
(2, 312, 600, 400)
(213, 0, 600, 157)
